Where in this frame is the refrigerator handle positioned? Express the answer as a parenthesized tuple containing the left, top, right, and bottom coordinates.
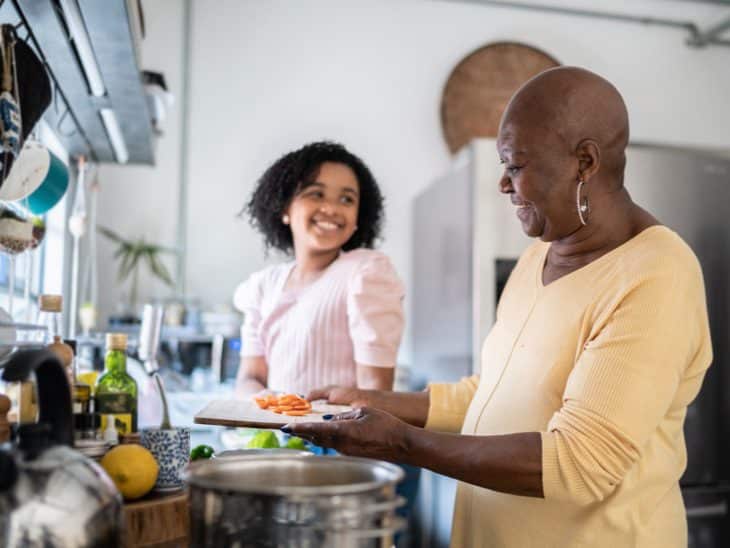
(686, 501, 728, 519)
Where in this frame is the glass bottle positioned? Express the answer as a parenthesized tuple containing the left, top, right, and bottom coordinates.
(36, 294, 63, 344)
(95, 333, 137, 436)
(65, 339, 91, 415)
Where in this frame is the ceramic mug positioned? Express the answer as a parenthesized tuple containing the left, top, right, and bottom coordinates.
(0, 140, 69, 215)
(25, 146, 69, 215)
(140, 427, 190, 492)
(0, 140, 48, 201)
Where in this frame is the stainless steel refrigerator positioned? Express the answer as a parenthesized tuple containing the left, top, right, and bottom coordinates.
(411, 139, 730, 548)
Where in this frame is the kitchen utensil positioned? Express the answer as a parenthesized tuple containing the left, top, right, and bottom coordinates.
(184, 454, 404, 547)
(0, 203, 43, 319)
(68, 156, 86, 338)
(140, 426, 190, 492)
(0, 348, 122, 547)
(139, 303, 164, 373)
(0, 26, 21, 183)
(441, 41, 559, 153)
(194, 398, 352, 428)
(9, 31, 51, 145)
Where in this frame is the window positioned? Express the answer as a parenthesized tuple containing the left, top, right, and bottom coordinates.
(0, 121, 69, 324)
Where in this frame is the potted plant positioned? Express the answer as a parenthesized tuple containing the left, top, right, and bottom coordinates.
(98, 226, 177, 318)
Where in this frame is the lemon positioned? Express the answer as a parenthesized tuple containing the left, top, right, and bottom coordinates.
(101, 444, 159, 500)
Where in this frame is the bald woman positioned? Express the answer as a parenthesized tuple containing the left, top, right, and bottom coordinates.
(285, 67, 712, 548)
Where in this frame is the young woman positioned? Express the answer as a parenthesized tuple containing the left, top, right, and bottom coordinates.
(234, 141, 404, 397)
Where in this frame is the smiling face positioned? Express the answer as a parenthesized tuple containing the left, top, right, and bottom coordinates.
(496, 119, 581, 242)
(284, 162, 360, 254)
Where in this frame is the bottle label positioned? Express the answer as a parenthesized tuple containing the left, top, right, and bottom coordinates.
(96, 393, 135, 435)
(100, 413, 133, 436)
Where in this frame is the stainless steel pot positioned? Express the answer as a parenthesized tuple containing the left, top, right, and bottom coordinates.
(184, 454, 404, 548)
(214, 448, 310, 459)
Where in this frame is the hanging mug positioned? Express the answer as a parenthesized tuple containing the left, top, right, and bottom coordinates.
(0, 140, 69, 214)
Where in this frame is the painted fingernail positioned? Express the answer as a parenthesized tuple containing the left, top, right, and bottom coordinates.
(322, 414, 333, 421)
(280, 426, 292, 433)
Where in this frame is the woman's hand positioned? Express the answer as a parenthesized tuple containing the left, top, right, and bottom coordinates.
(283, 407, 411, 462)
(307, 385, 430, 427)
(306, 385, 370, 407)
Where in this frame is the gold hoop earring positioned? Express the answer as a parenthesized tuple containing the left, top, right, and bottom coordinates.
(576, 180, 589, 226)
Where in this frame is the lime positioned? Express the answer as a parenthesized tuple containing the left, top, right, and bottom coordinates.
(190, 444, 215, 461)
(285, 436, 307, 451)
(247, 430, 280, 449)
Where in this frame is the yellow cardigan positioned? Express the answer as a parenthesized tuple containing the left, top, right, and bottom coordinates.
(425, 226, 712, 548)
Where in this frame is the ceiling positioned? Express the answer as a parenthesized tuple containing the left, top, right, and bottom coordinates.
(438, 0, 730, 47)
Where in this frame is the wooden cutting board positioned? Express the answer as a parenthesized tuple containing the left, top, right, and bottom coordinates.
(194, 399, 353, 428)
(123, 490, 189, 548)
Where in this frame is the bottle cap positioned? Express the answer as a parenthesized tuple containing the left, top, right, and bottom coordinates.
(38, 294, 62, 312)
(64, 339, 77, 354)
(106, 333, 128, 351)
(48, 337, 74, 367)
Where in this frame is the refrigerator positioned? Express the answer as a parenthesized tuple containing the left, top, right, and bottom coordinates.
(411, 139, 730, 548)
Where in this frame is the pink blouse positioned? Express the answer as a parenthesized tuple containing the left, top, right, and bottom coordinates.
(233, 249, 405, 394)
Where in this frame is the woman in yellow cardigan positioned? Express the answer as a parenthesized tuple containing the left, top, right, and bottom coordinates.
(284, 66, 712, 548)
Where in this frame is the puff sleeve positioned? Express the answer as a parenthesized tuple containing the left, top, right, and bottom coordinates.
(346, 252, 405, 367)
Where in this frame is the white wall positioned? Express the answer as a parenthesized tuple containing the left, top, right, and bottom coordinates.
(98, 0, 730, 361)
(96, 0, 183, 320)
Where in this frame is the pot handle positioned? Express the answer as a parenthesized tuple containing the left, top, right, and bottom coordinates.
(315, 516, 407, 539)
(1, 349, 72, 447)
(344, 495, 405, 517)
(315, 495, 406, 515)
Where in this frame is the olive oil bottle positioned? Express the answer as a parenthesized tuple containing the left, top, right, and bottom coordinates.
(95, 333, 137, 436)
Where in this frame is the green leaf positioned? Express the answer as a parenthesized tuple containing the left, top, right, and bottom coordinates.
(97, 225, 126, 244)
(98, 225, 177, 286)
(119, 251, 141, 282)
(145, 250, 174, 287)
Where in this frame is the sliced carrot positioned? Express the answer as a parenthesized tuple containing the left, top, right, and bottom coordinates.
(254, 393, 312, 416)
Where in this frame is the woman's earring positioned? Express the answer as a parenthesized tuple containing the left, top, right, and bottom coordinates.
(282, 214, 290, 225)
(576, 180, 589, 226)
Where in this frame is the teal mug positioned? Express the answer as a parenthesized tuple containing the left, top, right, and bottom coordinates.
(0, 140, 69, 214)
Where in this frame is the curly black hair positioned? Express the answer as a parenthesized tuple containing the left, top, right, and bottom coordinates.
(245, 141, 385, 254)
